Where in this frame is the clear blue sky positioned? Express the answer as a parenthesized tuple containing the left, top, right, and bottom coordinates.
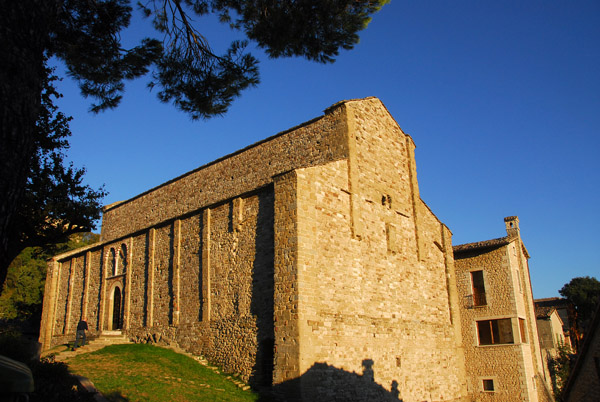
(51, 1, 599, 298)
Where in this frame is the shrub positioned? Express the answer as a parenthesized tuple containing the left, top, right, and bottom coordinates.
(0, 326, 36, 364)
(29, 357, 96, 402)
(547, 341, 574, 401)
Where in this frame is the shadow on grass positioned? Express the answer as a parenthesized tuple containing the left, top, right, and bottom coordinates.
(26, 356, 129, 402)
(0, 321, 130, 402)
(29, 357, 96, 402)
(103, 391, 130, 402)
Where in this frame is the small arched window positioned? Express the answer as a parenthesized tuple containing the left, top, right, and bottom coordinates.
(108, 248, 117, 277)
(118, 243, 127, 275)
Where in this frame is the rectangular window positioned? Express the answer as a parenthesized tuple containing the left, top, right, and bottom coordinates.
(471, 270, 487, 306)
(519, 318, 527, 343)
(482, 379, 495, 392)
(477, 319, 514, 345)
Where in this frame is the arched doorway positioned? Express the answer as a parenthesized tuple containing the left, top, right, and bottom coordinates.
(111, 286, 122, 330)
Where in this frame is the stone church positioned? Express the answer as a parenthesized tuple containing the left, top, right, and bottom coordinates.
(39, 97, 551, 401)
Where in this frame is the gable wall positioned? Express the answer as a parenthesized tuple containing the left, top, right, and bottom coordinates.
(291, 99, 468, 401)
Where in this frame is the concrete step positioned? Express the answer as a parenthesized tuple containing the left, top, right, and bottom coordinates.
(101, 330, 122, 336)
(53, 332, 131, 362)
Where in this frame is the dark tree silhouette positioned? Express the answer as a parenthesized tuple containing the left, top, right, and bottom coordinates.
(0, 60, 106, 291)
(0, 0, 388, 291)
(560, 276, 600, 332)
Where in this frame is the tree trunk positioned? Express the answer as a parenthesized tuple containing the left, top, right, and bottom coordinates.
(0, 1, 57, 292)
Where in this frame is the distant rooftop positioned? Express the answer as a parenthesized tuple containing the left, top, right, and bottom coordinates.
(534, 297, 570, 308)
(535, 306, 557, 319)
(453, 236, 512, 254)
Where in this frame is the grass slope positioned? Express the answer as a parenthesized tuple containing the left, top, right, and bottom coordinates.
(67, 344, 259, 402)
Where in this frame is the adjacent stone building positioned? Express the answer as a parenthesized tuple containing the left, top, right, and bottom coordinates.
(39, 97, 552, 401)
(535, 297, 579, 353)
(536, 306, 570, 357)
(453, 217, 552, 402)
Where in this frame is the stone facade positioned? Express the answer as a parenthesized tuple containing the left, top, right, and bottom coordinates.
(535, 297, 579, 353)
(536, 307, 570, 356)
(453, 217, 553, 402)
(39, 97, 547, 401)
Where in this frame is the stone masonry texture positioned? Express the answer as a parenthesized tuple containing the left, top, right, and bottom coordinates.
(39, 97, 548, 401)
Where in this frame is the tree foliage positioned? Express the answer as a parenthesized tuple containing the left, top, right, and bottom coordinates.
(20, 64, 107, 251)
(0, 233, 100, 323)
(0, 61, 107, 290)
(0, 247, 47, 321)
(52, 0, 389, 118)
(1, 0, 387, 291)
(559, 276, 600, 331)
(547, 341, 573, 401)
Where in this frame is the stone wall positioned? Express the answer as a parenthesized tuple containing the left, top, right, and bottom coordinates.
(128, 232, 150, 328)
(42, 187, 275, 385)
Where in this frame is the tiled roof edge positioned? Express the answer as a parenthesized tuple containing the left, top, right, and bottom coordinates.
(535, 306, 556, 319)
(453, 236, 513, 253)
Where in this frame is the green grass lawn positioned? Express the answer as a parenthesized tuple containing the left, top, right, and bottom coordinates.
(67, 344, 260, 402)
